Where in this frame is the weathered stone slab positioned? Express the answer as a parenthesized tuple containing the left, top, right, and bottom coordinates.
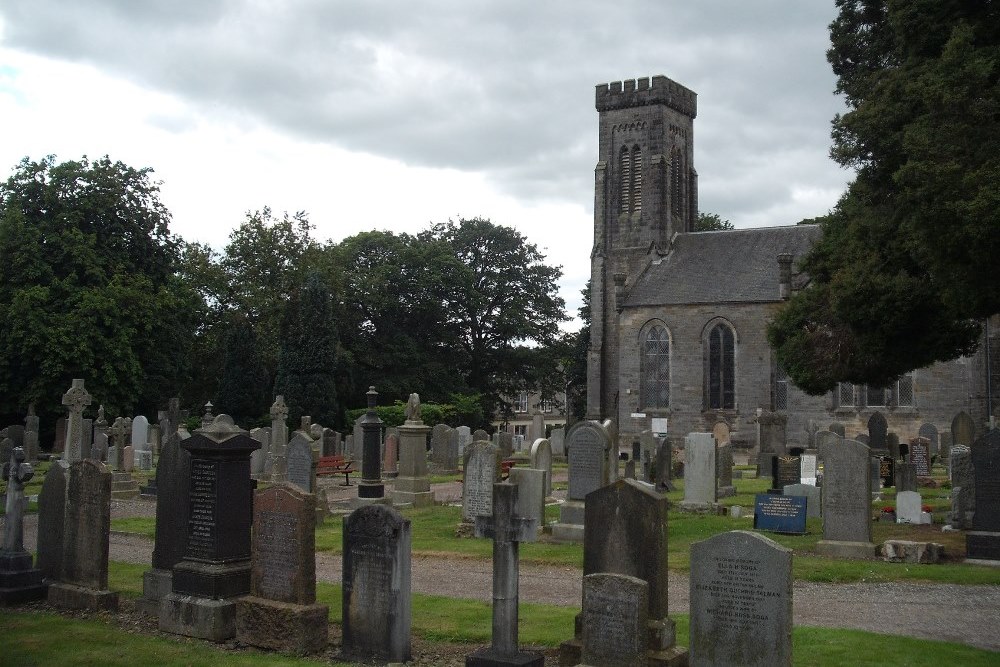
(783, 483, 821, 518)
(36, 461, 68, 580)
(529, 438, 552, 497)
(952, 411, 975, 447)
(463, 441, 502, 522)
(580, 573, 648, 667)
(967, 430, 1000, 561)
(567, 421, 611, 501)
(508, 467, 544, 541)
(286, 432, 316, 493)
(680, 433, 717, 509)
(817, 439, 875, 558)
(867, 412, 887, 452)
(949, 445, 974, 529)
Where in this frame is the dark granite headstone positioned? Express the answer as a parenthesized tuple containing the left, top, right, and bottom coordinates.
(690, 531, 793, 667)
(879, 457, 895, 488)
(771, 455, 801, 492)
(909, 439, 931, 476)
(753, 494, 807, 534)
(236, 484, 328, 654)
(867, 412, 887, 452)
(654, 437, 673, 492)
(950, 445, 974, 529)
(342, 504, 411, 663)
(36, 461, 68, 580)
(895, 462, 917, 492)
(967, 430, 1000, 561)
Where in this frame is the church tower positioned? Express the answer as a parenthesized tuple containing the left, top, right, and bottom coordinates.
(586, 75, 698, 420)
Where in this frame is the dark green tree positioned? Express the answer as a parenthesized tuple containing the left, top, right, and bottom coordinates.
(563, 281, 591, 421)
(274, 272, 340, 427)
(694, 212, 735, 231)
(768, 1, 999, 394)
(215, 317, 269, 426)
(0, 155, 198, 427)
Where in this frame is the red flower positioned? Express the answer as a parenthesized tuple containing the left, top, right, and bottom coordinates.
(922, 505, 932, 513)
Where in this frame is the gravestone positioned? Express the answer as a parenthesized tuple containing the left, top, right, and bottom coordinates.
(952, 411, 975, 447)
(552, 420, 611, 542)
(879, 456, 895, 488)
(783, 483, 821, 518)
(867, 412, 887, 452)
(383, 431, 399, 476)
(432, 423, 455, 471)
(107, 417, 138, 499)
(816, 439, 875, 558)
(689, 531, 793, 667)
(473, 428, 490, 444)
(680, 433, 718, 511)
(61, 379, 92, 464)
(23, 406, 40, 461)
(754, 494, 807, 534)
(507, 467, 544, 540)
(91, 408, 108, 462)
(132, 415, 150, 454)
(0, 447, 47, 603)
(712, 421, 731, 445)
(966, 430, 1000, 562)
(47, 459, 118, 611)
(249, 427, 270, 476)
(949, 445, 974, 529)
(940, 432, 954, 465)
(323, 428, 340, 457)
(829, 422, 846, 438)
(123, 445, 134, 472)
(559, 478, 686, 666)
(53, 418, 66, 455)
(497, 432, 514, 459)
(895, 462, 917, 492)
(236, 485, 328, 655)
(286, 432, 317, 493)
(462, 441, 502, 523)
(800, 453, 818, 486)
(159, 416, 260, 641)
(758, 411, 788, 457)
(529, 438, 553, 497)
(655, 437, 673, 492)
(919, 423, 940, 456)
(910, 438, 931, 476)
(871, 457, 882, 495)
(138, 428, 191, 616)
(855, 432, 870, 447)
(456, 425, 472, 458)
(465, 483, 542, 667)
(269, 396, 289, 482)
(770, 455, 800, 493)
(357, 387, 385, 500)
(392, 394, 434, 507)
(550, 427, 565, 457)
(716, 444, 735, 497)
(531, 413, 546, 444)
(896, 490, 926, 524)
(580, 573, 648, 667)
(352, 416, 365, 461)
(36, 461, 69, 580)
(342, 504, 411, 663)
(815, 429, 841, 454)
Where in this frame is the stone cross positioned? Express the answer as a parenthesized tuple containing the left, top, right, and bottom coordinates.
(61, 379, 92, 463)
(165, 397, 182, 438)
(269, 396, 289, 481)
(2, 447, 34, 553)
(108, 417, 129, 471)
(468, 482, 542, 666)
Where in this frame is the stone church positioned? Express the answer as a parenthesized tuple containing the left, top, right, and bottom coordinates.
(585, 74, 998, 450)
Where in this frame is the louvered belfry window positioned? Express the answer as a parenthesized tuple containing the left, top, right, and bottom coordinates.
(641, 325, 670, 409)
(708, 324, 735, 409)
(631, 145, 642, 213)
(620, 146, 631, 213)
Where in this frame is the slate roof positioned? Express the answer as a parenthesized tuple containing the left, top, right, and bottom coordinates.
(624, 224, 822, 306)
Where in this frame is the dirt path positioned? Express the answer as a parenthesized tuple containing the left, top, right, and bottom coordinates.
(17, 483, 1000, 654)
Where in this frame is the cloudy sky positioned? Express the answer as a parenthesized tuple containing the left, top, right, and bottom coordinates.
(0, 1, 851, 326)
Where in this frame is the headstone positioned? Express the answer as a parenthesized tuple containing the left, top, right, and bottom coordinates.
(712, 421, 731, 445)
(358, 387, 385, 499)
(531, 413, 546, 443)
(909, 438, 931, 476)
(462, 441, 502, 523)
(815, 430, 841, 454)
(132, 415, 150, 453)
(800, 453, 818, 486)
(559, 478, 685, 666)
(269, 396, 289, 482)
(159, 415, 260, 642)
(550, 427, 565, 456)
(896, 490, 925, 524)
(507, 467, 544, 540)
(753, 494, 807, 534)
(473, 428, 490, 444)
(236, 485, 328, 655)
(816, 439, 875, 558)
(53, 418, 66, 455)
(392, 394, 434, 507)
(23, 406, 40, 461)
(829, 422, 846, 438)
(940, 431, 954, 464)
(432, 423, 454, 470)
(689, 531, 793, 667)
(352, 416, 364, 461)
(456, 425, 472, 457)
(919, 423, 940, 457)
(879, 456, 895, 488)
(855, 433, 870, 447)
(529, 438, 553, 497)
(342, 504, 412, 663)
(949, 445, 974, 529)
(895, 462, 917, 492)
(123, 445, 134, 472)
(952, 411, 975, 447)
(138, 428, 192, 615)
(771, 455, 800, 493)
(871, 457, 882, 494)
(466, 483, 542, 667)
(758, 411, 787, 455)
(47, 459, 118, 611)
(580, 573, 648, 667)
(867, 412, 887, 452)
(967, 430, 1000, 561)
(249, 427, 270, 476)
(91, 408, 108, 462)
(886, 432, 900, 459)
(497, 432, 514, 459)
(323, 428, 340, 457)
(654, 437, 673, 492)
(61, 379, 93, 464)
(0, 447, 47, 603)
(286, 432, 317, 493)
(783, 483, 821, 518)
(552, 421, 610, 542)
(680, 433, 718, 510)
(36, 461, 69, 580)
(717, 444, 735, 497)
(383, 431, 399, 475)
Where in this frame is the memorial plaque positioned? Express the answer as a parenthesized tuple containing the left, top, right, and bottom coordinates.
(910, 440, 931, 476)
(690, 531, 793, 667)
(580, 573, 648, 667)
(879, 456, 895, 487)
(567, 422, 609, 501)
(753, 494, 807, 534)
(462, 441, 501, 522)
(772, 455, 800, 490)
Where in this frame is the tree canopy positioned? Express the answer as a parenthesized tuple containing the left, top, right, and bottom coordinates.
(694, 212, 735, 231)
(768, 0, 1000, 395)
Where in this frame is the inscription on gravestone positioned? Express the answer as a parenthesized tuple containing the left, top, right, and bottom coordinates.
(580, 573, 647, 667)
(256, 510, 298, 601)
(187, 459, 218, 559)
(568, 426, 605, 500)
(910, 441, 931, 476)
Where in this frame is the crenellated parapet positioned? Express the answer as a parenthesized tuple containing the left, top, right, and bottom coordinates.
(595, 75, 697, 118)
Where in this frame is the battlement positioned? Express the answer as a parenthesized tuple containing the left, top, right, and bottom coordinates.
(596, 75, 697, 118)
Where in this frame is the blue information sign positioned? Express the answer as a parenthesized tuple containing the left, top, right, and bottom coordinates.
(753, 493, 807, 535)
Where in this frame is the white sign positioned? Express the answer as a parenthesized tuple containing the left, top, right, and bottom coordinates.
(651, 418, 669, 436)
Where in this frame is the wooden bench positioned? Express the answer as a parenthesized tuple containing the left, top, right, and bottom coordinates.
(317, 455, 356, 486)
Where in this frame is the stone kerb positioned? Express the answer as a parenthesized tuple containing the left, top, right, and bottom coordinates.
(689, 531, 793, 667)
(816, 439, 876, 559)
(236, 484, 328, 655)
(342, 504, 412, 663)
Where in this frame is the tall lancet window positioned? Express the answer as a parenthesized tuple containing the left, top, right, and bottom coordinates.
(620, 146, 631, 213)
(631, 145, 642, 213)
(641, 324, 670, 409)
(670, 147, 683, 216)
(707, 322, 736, 410)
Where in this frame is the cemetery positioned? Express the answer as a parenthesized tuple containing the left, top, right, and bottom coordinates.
(1, 385, 1000, 666)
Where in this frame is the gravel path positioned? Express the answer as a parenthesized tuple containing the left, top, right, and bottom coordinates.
(19, 490, 1000, 654)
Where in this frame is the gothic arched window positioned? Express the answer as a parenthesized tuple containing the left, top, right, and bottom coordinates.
(641, 324, 670, 409)
(707, 322, 736, 409)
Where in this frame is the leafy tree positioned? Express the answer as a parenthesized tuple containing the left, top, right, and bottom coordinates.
(215, 317, 269, 426)
(0, 155, 198, 427)
(768, 1, 999, 394)
(694, 212, 735, 231)
(563, 281, 591, 421)
(274, 272, 340, 427)
(418, 217, 568, 416)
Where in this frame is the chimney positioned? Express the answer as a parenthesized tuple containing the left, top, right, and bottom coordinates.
(778, 254, 793, 300)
